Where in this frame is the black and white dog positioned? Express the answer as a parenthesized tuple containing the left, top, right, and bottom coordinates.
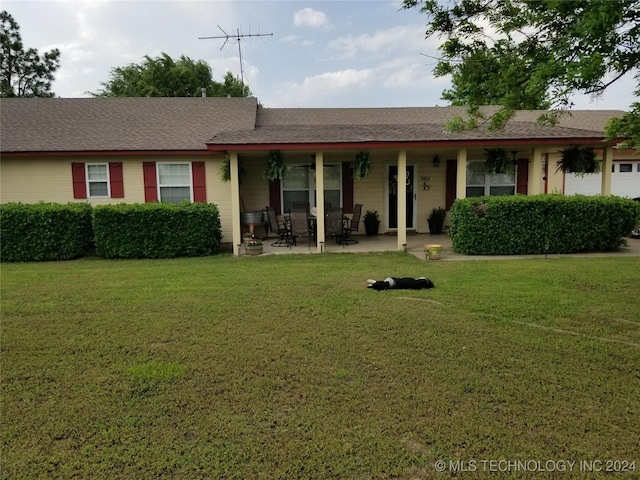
(367, 277, 434, 291)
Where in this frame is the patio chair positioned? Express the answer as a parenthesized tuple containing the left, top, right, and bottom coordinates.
(325, 208, 345, 246)
(266, 206, 291, 247)
(289, 208, 313, 248)
(342, 203, 362, 245)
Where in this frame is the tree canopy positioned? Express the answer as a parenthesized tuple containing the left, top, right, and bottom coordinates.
(92, 52, 251, 98)
(403, 0, 640, 148)
(0, 10, 61, 98)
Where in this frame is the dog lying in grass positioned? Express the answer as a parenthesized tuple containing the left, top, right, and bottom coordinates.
(367, 277, 434, 291)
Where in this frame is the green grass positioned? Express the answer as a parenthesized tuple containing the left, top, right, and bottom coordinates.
(1, 253, 639, 479)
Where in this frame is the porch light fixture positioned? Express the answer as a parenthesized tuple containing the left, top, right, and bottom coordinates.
(309, 154, 316, 170)
(432, 155, 440, 167)
(511, 151, 518, 166)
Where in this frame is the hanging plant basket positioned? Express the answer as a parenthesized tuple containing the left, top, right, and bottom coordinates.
(263, 150, 288, 181)
(218, 154, 245, 183)
(351, 151, 372, 179)
(556, 145, 600, 176)
(483, 148, 513, 174)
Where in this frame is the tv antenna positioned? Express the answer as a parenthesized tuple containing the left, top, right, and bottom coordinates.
(199, 25, 273, 93)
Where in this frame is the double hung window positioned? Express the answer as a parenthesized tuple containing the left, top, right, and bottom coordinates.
(466, 160, 516, 197)
(282, 164, 342, 211)
(86, 164, 110, 198)
(158, 163, 192, 203)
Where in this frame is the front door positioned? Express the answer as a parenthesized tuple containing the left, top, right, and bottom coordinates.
(387, 165, 415, 229)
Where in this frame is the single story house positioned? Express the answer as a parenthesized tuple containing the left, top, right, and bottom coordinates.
(1, 97, 637, 255)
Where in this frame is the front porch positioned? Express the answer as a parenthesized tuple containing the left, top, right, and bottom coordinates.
(237, 232, 640, 261)
(238, 232, 446, 259)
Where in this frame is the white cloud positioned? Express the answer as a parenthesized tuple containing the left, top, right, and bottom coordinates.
(294, 8, 329, 28)
(328, 25, 428, 59)
(274, 68, 374, 106)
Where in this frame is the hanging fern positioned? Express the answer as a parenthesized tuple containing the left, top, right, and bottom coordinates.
(351, 151, 372, 179)
(483, 148, 513, 174)
(218, 154, 245, 183)
(263, 150, 287, 181)
(556, 145, 600, 176)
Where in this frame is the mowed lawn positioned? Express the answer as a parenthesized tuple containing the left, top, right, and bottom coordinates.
(1, 253, 639, 479)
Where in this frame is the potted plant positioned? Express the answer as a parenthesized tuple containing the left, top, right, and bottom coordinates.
(351, 151, 372, 179)
(427, 207, 446, 234)
(363, 210, 380, 236)
(483, 148, 513, 174)
(263, 150, 287, 181)
(244, 234, 263, 255)
(556, 145, 600, 175)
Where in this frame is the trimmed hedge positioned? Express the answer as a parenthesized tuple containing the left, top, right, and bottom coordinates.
(0, 202, 93, 262)
(93, 202, 222, 259)
(450, 195, 640, 255)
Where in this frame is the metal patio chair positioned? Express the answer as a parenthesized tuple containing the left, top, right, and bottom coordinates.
(266, 206, 291, 247)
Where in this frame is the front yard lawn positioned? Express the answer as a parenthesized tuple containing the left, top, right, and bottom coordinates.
(1, 253, 639, 479)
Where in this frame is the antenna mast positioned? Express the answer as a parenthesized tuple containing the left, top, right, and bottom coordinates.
(199, 26, 273, 94)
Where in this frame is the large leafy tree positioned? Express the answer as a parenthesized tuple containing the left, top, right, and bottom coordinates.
(403, 0, 640, 147)
(0, 10, 61, 98)
(92, 52, 251, 98)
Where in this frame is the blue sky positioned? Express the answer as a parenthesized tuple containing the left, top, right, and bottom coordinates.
(4, 0, 636, 110)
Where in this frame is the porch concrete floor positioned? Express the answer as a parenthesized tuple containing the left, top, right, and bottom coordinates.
(244, 233, 640, 261)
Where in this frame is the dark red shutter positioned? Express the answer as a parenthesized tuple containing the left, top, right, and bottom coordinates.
(517, 158, 529, 195)
(109, 162, 124, 198)
(71, 163, 87, 199)
(143, 162, 158, 202)
(269, 180, 281, 214)
(192, 161, 206, 203)
(445, 159, 457, 210)
(342, 162, 354, 213)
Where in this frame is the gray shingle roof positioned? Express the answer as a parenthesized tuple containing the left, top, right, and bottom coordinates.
(209, 106, 622, 146)
(0, 98, 623, 153)
(1, 97, 258, 152)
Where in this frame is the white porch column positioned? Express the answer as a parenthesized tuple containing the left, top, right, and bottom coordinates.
(397, 150, 407, 251)
(600, 146, 613, 196)
(528, 147, 543, 195)
(315, 152, 326, 253)
(230, 152, 242, 256)
(456, 148, 467, 199)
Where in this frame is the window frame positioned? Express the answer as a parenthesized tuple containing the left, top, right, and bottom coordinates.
(281, 163, 342, 211)
(86, 163, 110, 198)
(465, 160, 517, 197)
(156, 162, 193, 203)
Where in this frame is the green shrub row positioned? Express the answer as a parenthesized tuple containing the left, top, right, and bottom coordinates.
(93, 202, 222, 259)
(0, 202, 222, 262)
(449, 195, 640, 255)
(0, 202, 93, 262)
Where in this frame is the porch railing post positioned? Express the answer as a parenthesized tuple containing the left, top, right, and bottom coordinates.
(230, 151, 242, 256)
(397, 150, 407, 251)
(456, 148, 467, 200)
(315, 152, 326, 252)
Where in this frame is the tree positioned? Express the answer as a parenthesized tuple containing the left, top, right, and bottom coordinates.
(403, 0, 640, 147)
(92, 52, 251, 98)
(0, 10, 61, 97)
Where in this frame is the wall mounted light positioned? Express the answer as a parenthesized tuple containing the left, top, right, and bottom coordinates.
(511, 151, 518, 166)
(309, 154, 316, 170)
(433, 155, 440, 167)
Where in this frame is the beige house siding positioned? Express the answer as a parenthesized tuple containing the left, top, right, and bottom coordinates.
(0, 154, 235, 241)
(238, 156, 270, 213)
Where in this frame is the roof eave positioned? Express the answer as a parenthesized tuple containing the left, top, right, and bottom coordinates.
(1, 149, 215, 157)
(206, 136, 614, 152)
